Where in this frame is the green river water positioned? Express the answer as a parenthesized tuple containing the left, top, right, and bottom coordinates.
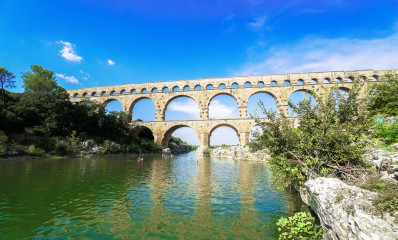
(0, 152, 306, 239)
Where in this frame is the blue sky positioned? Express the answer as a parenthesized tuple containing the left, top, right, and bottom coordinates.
(1, 0, 398, 145)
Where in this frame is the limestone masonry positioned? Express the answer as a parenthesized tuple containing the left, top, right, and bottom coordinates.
(67, 69, 394, 148)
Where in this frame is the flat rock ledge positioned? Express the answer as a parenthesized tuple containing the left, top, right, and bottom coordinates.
(300, 177, 398, 240)
(209, 145, 268, 161)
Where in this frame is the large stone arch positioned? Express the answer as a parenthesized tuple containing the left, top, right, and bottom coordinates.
(161, 124, 198, 148)
(131, 125, 155, 143)
(207, 92, 240, 119)
(103, 98, 125, 112)
(129, 97, 157, 120)
(163, 95, 200, 120)
(208, 123, 240, 146)
(207, 92, 238, 106)
(247, 91, 280, 117)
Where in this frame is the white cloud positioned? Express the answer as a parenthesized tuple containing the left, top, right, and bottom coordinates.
(108, 59, 115, 66)
(235, 32, 398, 76)
(210, 127, 239, 146)
(57, 41, 83, 62)
(209, 100, 238, 119)
(55, 73, 80, 84)
(172, 127, 200, 145)
(79, 70, 91, 80)
(248, 15, 267, 31)
(168, 100, 200, 117)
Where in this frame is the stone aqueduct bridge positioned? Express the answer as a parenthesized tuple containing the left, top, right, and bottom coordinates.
(67, 69, 390, 149)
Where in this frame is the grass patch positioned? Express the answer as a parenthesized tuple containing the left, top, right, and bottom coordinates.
(361, 176, 398, 216)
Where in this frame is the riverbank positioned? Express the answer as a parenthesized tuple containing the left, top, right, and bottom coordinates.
(209, 145, 398, 239)
(207, 145, 268, 161)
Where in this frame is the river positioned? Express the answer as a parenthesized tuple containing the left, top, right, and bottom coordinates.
(0, 152, 306, 239)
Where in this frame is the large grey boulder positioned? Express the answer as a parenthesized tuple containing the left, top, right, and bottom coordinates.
(300, 177, 398, 240)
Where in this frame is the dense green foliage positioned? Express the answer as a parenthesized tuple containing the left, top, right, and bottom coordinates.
(0, 66, 16, 104)
(374, 120, 398, 145)
(368, 73, 398, 117)
(0, 130, 7, 156)
(250, 80, 371, 187)
(0, 65, 157, 156)
(277, 212, 323, 240)
(169, 136, 198, 151)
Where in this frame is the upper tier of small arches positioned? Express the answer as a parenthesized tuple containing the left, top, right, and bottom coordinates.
(69, 71, 382, 98)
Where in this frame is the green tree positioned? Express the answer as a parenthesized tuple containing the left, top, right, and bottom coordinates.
(368, 73, 398, 117)
(19, 65, 70, 136)
(0, 66, 16, 104)
(250, 80, 371, 187)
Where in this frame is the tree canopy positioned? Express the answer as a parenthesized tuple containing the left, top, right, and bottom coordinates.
(368, 73, 398, 117)
(0, 66, 16, 104)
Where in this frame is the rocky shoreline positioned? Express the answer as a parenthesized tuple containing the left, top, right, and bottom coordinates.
(206, 145, 398, 239)
(207, 145, 268, 161)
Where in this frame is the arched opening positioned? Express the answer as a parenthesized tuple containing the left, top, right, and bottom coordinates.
(231, 83, 239, 88)
(324, 78, 331, 84)
(110, 90, 116, 96)
(288, 90, 316, 117)
(218, 83, 226, 89)
(247, 92, 278, 118)
(244, 82, 252, 88)
(131, 89, 137, 94)
(141, 88, 147, 93)
(132, 126, 154, 144)
(104, 99, 124, 113)
(183, 85, 190, 91)
(270, 81, 277, 87)
(165, 96, 200, 121)
(120, 89, 126, 95)
(173, 86, 180, 92)
(206, 84, 214, 90)
(73, 93, 79, 98)
(335, 77, 342, 83)
(130, 98, 156, 121)
(194, 85, 202, 91)
(208, 94, 239, 119)
(82, 92, 88, 97)
(257, 81, 264, 87)
(346, 76, 354, 82)
(163, 87, 169, 93)
(101, 91, 106, 96)
(152, 88, 158, 93)
(161, 125, 199, 151)
(210, 125, 239, 146)
(371, 75, 378, 81)
(297, 79, 304, 85)
(311, 78, 318, 84)
(91, 92, 97, 97)
(283, 80, 291, 86)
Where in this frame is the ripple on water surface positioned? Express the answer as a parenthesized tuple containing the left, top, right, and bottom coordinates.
(0, 152, 306, 239)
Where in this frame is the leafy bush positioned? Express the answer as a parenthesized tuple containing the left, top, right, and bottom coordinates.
(368, 73, 398, 117)
(27, 145, 44, 156)
(250, 80, 371, 187)
(204, 147, 211, 156)
(374, 120, 398, 145)
(277, 212, 323, 240)
(100, 140, 111, 155)
(0, 130, 8, 156)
